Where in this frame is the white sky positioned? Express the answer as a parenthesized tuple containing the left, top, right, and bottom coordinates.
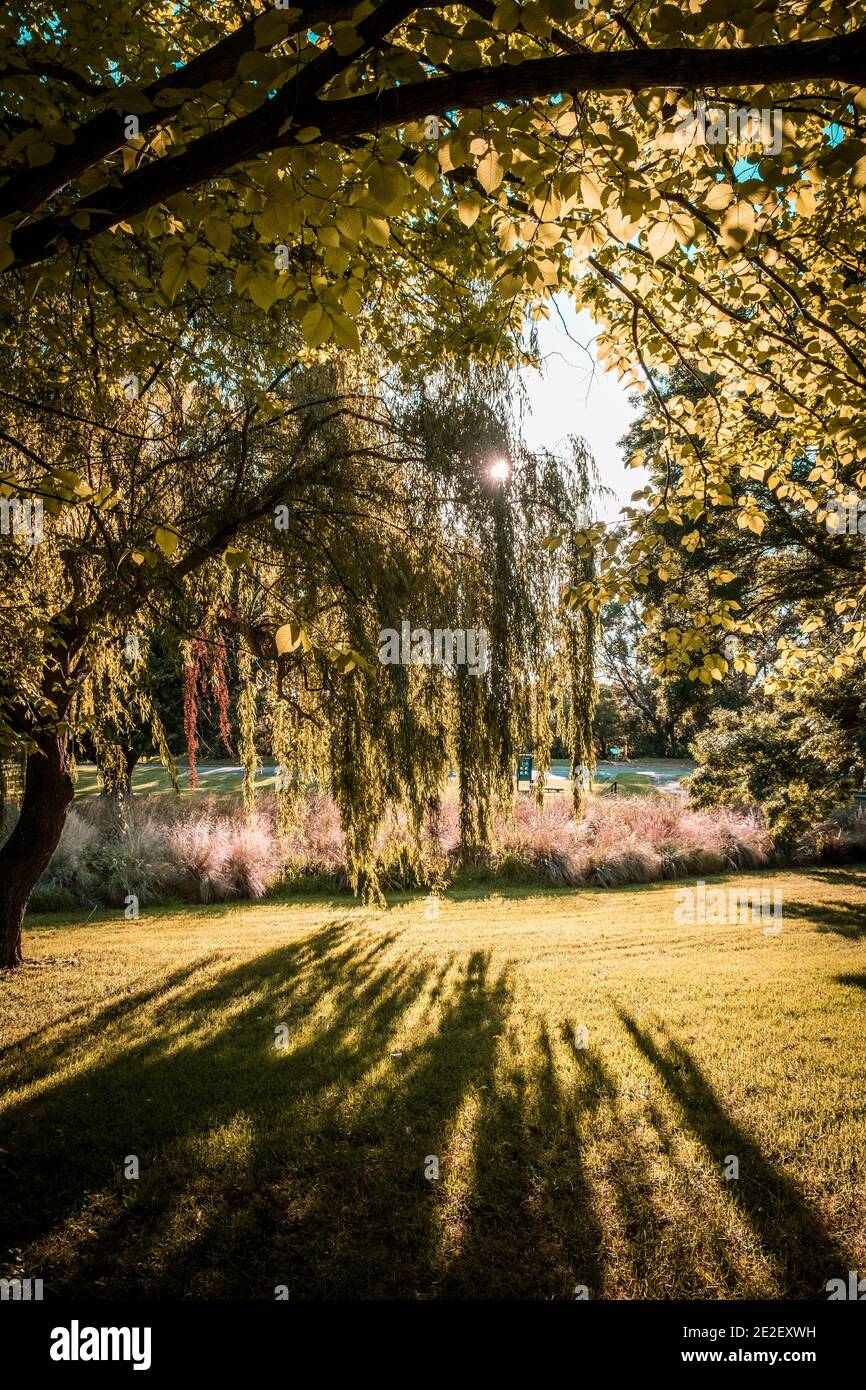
(518, 295, 649, 522)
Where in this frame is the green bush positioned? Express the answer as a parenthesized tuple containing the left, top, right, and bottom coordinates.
(27, 883, 78, 913)
(689, 702, 861, 853)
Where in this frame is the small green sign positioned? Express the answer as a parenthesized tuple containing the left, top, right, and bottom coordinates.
(517, 755, 533, 784)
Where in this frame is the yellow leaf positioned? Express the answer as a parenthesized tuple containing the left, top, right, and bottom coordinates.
(476, 150, 503, 193)
(335, 207, 363, 243)
(457, 196, 481, 227)
(365, 215, 390, 246)
(720, 200, 756, 252)
(704, 182, 734, 212)
(412, 153, 439, 191)
(275, 623, 307, 654)
(153, 525, 179, 557)
(647, 220, 677, 262)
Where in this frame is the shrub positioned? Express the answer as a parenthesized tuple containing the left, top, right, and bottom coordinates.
(796, 805, 866, 865)
(30, 777, 854, 917)
(27, 883, 78, 913)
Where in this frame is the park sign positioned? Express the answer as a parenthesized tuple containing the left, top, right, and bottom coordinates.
(517, 755, 533, 788)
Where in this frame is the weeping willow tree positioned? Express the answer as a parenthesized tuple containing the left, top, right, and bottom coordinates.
(179, 361, 602, 896)
(0, 351, 598, 962)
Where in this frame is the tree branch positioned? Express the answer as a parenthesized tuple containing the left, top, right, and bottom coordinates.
(6, 25, 866, 271)
(0, 0, 356, 224)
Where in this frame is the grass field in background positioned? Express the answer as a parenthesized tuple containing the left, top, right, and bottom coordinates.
(72, 757, 695, 800)
(2, 867, 863, 1299)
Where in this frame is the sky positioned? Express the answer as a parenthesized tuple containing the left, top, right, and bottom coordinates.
(518, 295, 649, 522)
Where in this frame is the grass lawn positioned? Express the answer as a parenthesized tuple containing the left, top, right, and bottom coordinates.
(2, 867, 864, 1300)
(72, 760, 276, 798)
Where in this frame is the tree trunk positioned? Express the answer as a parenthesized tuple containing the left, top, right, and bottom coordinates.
(123, 748, 140, 797)
(0, 734, 74, 969)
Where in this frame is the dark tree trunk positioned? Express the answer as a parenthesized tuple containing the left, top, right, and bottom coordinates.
(0, 734, 74, 969)
(123, 748, 140, 795)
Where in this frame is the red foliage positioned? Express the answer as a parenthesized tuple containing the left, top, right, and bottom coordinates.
(183, 633, 235, 788)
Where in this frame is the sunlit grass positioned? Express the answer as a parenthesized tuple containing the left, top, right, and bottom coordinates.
(72, 760, 280, 799)
(2, 867, 864, 1299)
(71, 757, 694, 800)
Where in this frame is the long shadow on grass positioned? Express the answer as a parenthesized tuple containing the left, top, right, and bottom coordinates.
(834, 972, 866, 993)
(0, 955, 222, 1079)
(0, 922, 530, 1298)
(620, 1011, 854, 1297)
(809, 868, 866, 887)
(782, 896, 866, 940)
(0, 921, 404, 1284)
(434, 1024, 607, 1298)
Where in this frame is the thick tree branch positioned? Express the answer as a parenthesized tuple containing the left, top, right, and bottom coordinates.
(0, 1, 356, 224)
(6, 25, 866, 271)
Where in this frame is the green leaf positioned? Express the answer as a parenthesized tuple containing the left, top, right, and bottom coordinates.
(222, 545, 252, 571)
(203, 216, 232, 253)
(248, 271, 277, 311)
(331, 24, 363, 55)
(330, 312, 360, 351)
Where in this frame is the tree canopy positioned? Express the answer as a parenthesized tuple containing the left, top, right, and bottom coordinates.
(3, 2, 865, 369)
(0, 339, 598, 965)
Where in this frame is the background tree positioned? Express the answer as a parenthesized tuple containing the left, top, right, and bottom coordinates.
(689, 692, 865, 852)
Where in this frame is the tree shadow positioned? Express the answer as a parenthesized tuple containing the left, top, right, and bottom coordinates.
(619, 1011, 854, 1297)
(0, 955, 222, 1077)
(2, 925, 859, 1299)
(431, 1022, 608, 1298)
(808, 868, 866, 887)
(0, 922, 517, 1298)
(783, 897, 866, 939)
(834, 972, 866, 993)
